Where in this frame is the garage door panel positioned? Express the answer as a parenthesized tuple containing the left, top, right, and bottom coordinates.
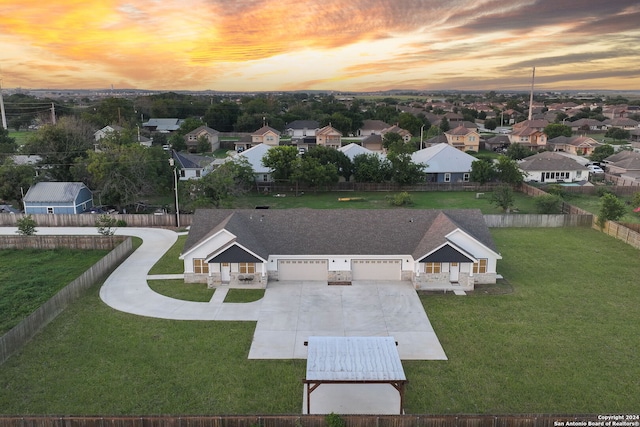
(352, 260, 401, 281)
(278, 259, 328, 281)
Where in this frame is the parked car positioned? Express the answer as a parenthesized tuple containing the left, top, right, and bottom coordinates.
(587, 165, 604, 174)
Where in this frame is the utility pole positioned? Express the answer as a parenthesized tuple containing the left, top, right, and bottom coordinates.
(51, 103, 57, 125)
(528, 67, 535, 121)
(0, 77, 7, 130)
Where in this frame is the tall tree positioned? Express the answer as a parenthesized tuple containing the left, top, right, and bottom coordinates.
(291, 156, 339, 190)
(352, 153, 392, 183)
(186, 157, 255, 208)
(261, 146, 299, 181)
(505, 143, 534, 160)
(495, 155, 524, 185)
(470, 159, 496, 184)
(0, 159, 37, 205)
(597, 193, 627, 229)
(589, 144, 615, 162)
(544, 123, 572, 139)
(305, 145, 353, 181)
(387, 152, 425, 185)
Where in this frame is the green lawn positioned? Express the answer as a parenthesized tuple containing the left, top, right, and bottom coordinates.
(8, 130, 32, 146)
(0, 248, 110, 335)
(565, 193, 640, 223)
(224, 289, 265, 303)
(148, 235, 187, 274)
(1, 228, 639, 414)
(233, 191, 537, 213)
(147, 279, 214, 302)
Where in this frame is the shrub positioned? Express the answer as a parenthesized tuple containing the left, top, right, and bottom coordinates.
(116, 219, 127, 227)
(597, 193, 626, 229)
(389, 191, 413, 206)
(534, 194, 563, 214)
(631, 192, 640, 208)
(596, 186, 614, 197)
(16, 215, 37, 236)
(545, 184, 566, 198)
(95, 214, 117, 236)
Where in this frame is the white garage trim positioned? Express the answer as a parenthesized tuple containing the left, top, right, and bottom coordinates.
(278, 259, 328, 281)
(352, 259, 402, 281)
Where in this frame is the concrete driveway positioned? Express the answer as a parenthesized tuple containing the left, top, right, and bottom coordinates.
(249, 281, 447, 360)
(0, 226, 446, 360)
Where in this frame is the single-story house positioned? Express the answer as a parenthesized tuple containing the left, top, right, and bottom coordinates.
(603, 150, 640, 180)
(142, 118, 183, 133)
(171, 150, 216, 180)
(337, 143, 378, 161)
(519, 151, 589, 183)
(484, 135, 511, 151)
(23, 182, 93, 214)
(411, 143, 475, 183)
(235, 143, 274, 183)
(547, 135, 601, 156)
(360, 134, 384, 152)
(180, 208, 501, 292)
(184, 126, 220, 152)
(94, 125, 124, 141)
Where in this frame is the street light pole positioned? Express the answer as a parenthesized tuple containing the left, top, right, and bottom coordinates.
(169, 157, 180, 228)
(420, 124, 426, 149)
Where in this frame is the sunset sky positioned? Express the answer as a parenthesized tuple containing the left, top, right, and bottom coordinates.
(1, 0, 639, 92)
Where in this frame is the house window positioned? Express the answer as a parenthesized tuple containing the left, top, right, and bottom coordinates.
(473, 259, 487, 274)
(193, 259, 209, 274)
(196, 170, 201, 178)
(180, 170, 186, 178)
(425, 262, 441, 273)
(463, 173, 470, 182)
(239, 263, 255, 274)
(47, 207, 54, 214)
(444, 173, 451, 182)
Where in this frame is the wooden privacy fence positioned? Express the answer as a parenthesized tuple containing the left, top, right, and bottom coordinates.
(0, 237, 134, 365)
(0, 213, 193, 228)
(483, 214, 593, 228)
(0, 415, 610, 427)
(0, 235, 124, 250)
(257, 182, 502, 193)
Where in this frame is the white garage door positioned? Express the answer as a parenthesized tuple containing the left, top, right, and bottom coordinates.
(278, 259, 328, 281)
(352, 260, 402, 281)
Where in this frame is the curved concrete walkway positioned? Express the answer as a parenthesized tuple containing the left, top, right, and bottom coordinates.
(0, 226, 445, 360)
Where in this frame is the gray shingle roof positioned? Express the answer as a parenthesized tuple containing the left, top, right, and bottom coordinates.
(23, 182, 89, 203)
(183, 208, 497, 258)
(519, 152, 588, 172)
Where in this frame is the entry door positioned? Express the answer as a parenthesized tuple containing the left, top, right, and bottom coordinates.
(221, 263, 231, 282)
(449, 262, 460, 283)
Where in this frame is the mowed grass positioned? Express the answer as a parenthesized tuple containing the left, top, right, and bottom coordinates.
(148, 235, 187, 274)
(233, 190, 537, 213)
(0, 228, 639, 414)
(147, 279, 214, 302)
(565, 193, 640, 224)
(0, 248, 110, 335)
(407, 227, 640, 413)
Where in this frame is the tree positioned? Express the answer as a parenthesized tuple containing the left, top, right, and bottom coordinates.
(632, 192, 640, 209)
(0, 159, 37, 204)
(544, 123, 572, 139)
(22, 116, 95, 181)
(291, 156, 339, 190)
(382, 132, 404, 151)
(95, 214, 118, 236)
(534, 194, 563, 214)
(261, 146, 299, 181)
(589, 144, 615, 162)
(597, 193, 627, 229)
(505, 143, 534, 160)
(352, 153, 392, 183)
(397, 112, 423, 136)
(186, 157, 255, 208)
(196, 135, 211, 153)
(16, 215, 37, 236)
(495, 156, 524, 184)
(85, 143, 172, 210)
(470, 159, 496, 184)
(490, 185, 515, 212)
(439, 116, 450, 132)
(204, 101, 240, 132)
(484, 119, 497, 131)
(0, 127, 17, 158)
(387, 152, 426, 185)
(605, 127, 630, 142)
(305, 145, 353, 181)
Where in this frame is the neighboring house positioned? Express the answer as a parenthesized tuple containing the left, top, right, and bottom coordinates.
(603, 151, 640, 181)
(411, 143, 475, 183)
(444, 125, 480, 152)
(360, 134, 384, 152)
(23, 182, 93, 214)
(315, 125, 342, 148)
(180, 208, 501, 292)
(484, 135, 511, 151)
(508, 125, 547, 149)
(294, 136, 318, 153)
(171, 150, 216, 181)
(236, 143, 274, 183)
(423, 134, 448, 148)
(94, 125, 123, 141)
(547, 135, 601, 156)
(381, 125, 412, 143)
(568, 118, 605, 132)
(234, 135, 253, 152)
(603, 118, 639, 131)
(252, 125, 281, 146)
(358, 120, 390, 137)
(518, 152, 589, 183)
(184, 126, 220, 152)
(142, 118, 183, 133)
(285, 120, 319, 138)
(444, 112, 464, 124)
(338, 143, 378, 161)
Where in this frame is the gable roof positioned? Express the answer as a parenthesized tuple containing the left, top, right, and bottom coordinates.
(185, 125, 219, 137)
(172, 151, 215, 169)
(142, 118, 183, 132)
(316, 125, 342, 136)
(236, 143, 272, 174)
(519, 151, 588, 172)
(445, 124, 477, 136)
(23, 182, 90, 203)
(285, 120, 319, 130)
(183, 208, 497, 259)
(252, 125, 281, 136)
(411, 143, 476, 173)
(360, 120, 390, 132)
(338, 143, 377, 160)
